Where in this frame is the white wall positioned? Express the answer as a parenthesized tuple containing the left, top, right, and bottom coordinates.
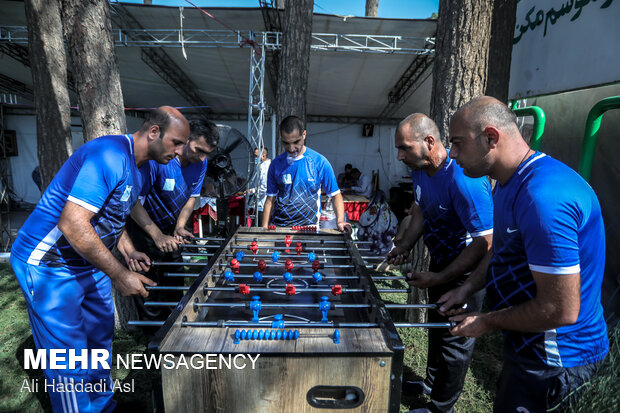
(4, 115, 410, 204)
(4, 113, 144, 205)
(223, 119, 410, 195)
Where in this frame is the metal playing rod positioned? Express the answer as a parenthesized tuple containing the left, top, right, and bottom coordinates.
(145, 302, 374, 309)
(371, 276, 408, 281)
(179, 244, 220, 249)
(192, 237, 226, 242)
(234, 263, 357, 269)
(165, 272, 200, 277)
(145, 302, 438, 310)
(233, 237, 372, 245)
(224, 245, 371, 252)
(151, 261, 357, 269)
(218, 274, 361, 280)
(394, 322, 455, 328)
(224, 253, 351, 259)
(152, 261, 207, 267)
(201, 286, 366, 293)
(128, 320, 455, 328)
(146, 286, 190, 291)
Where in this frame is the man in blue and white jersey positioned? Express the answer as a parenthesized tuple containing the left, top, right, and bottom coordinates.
(125, 119, 218, 321)
(10, 106, 189, 413)
(440, 96, 608, 412)
(262, 115, 350, 232)
(387, 114, 493, 413)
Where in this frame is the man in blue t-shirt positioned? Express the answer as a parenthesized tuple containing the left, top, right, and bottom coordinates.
(388, 114, 493, 413)
(262, 115, 350, 231)
(125, 119, 218, 322)
(10, 106, 190, 413)
(440, 96, 608, 412)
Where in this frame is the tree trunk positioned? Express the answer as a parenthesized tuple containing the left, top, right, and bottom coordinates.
(430, 0, 493, 143)
(365, 0, 379, 17)
(485, 0, 517, 103)
(60, 0, 126, 141)
(276, 0, 313, 147)
(409, 0, 493, 317)
(60, 0, 132, 330)
(24, 0, 73, 191)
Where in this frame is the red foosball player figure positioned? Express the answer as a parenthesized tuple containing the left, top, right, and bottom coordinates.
(230, 258, 240, 274)
(250, 241, 258, 255)
(257, 259, 267, 273)
(295, 242, 303, 255)
(284, 235, 292, 253)
(312, 259, 321, 272)
(285, 259, 294, 271)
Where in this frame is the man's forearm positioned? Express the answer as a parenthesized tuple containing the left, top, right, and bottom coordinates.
(130, 202, 163, 239)
(483, 272, 580, 333)
(332, 193, 346, 224)
(176, 197, 196, 230)
(262, 197, 274, 227)
(437, 234, 492, 284)
(117, 229, 136, 256)
(461, 249, 493, 295)
(396, 206, 424, 251)
(59, 203, 128, 280)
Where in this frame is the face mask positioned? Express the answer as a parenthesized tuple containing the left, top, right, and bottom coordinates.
(286, 153, 303, 165)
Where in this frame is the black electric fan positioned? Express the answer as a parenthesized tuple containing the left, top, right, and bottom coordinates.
(203, 124, 255, 234)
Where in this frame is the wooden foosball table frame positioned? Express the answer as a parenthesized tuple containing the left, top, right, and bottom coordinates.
(148, 227, 405, 412)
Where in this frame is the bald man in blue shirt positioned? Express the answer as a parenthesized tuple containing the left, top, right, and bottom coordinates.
(440, 96, 608, 412)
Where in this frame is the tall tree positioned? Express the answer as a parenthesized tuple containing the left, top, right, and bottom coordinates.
(407, 0, 493, 322)
(485, 0, 517, 103)
(365, 0, 379, 17)
(60, 0, 126, 141)
(430, 0, 493, 142)
(60, 0, 133, 329)
(276, 0, 313, 140)
(24, 0, 73, 190)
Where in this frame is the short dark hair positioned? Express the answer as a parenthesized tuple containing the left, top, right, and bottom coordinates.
(139, 108, 172, 138)
(280, 116, 305, 135)
(189, 119, 219, 147)
(351, 168, 361, 175)
(345, 163, 352, 170)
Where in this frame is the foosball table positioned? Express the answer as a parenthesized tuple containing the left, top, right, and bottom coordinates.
(134, 226, 451, 412)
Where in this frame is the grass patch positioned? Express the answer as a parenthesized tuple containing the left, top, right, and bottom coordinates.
(0, 264, 152, 412)
(571, 324, 620, 413)
(373, 269, 501, 413)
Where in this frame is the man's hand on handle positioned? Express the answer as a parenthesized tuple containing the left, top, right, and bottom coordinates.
(386, 245, 410, 266)
(111, 269, 156, 298)
(153, 232, 181, 253)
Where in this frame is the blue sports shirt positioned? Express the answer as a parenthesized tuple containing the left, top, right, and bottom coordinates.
(266, 147, 340, 227)
(140, 157, 206, 231)
(11, 135, 144, 268)
(488, 152, 608, 367)
(411, 154, 494, 268)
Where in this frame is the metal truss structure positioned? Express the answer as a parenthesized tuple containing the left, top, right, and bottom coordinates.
(245, 33, 267, 226)
(0, 18, 436, 228)
(379, 36, 435, 119)
(0, 105, 12, 251)
(109, 4, 212, 119)
(2, 26, 434, 55)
